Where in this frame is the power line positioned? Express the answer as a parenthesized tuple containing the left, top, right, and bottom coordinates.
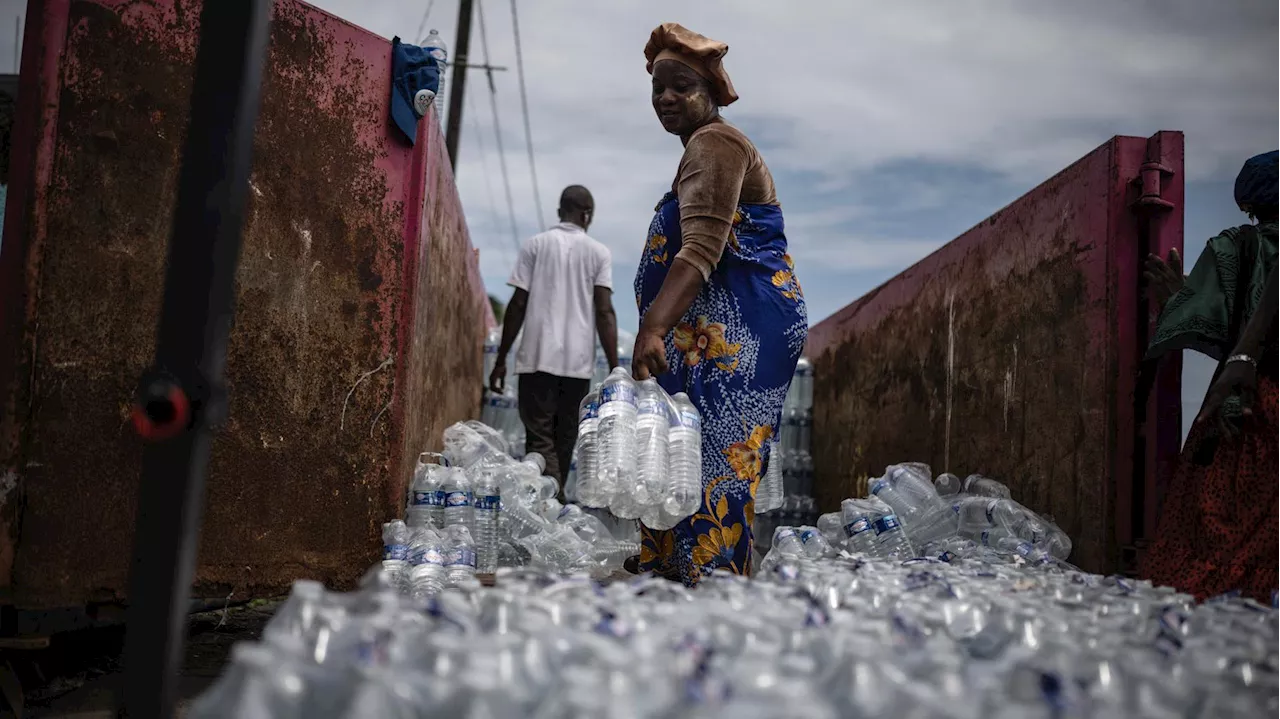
(508, 0, 545, 230)
(475, 0, 521, 252)
(466, 84, 503, 256)
(414, 0, 437, 44)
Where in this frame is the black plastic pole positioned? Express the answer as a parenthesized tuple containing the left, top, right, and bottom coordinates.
(444, 0, 474, 168)
(119, 1, 270, 717)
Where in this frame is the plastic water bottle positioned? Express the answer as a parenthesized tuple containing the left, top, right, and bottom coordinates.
(444, 525, 477, 587)
(381, 520, 410, 560)
(963, 474, 1013, 499)
(661, 392, 702, 526)
(596, 368, 638, 502)
(758, 440, 784, 513)
(406, 453, 447, 529)
(934, 473, 962, 496)
(872, 513, 914, 558)
(563, 454, 578, 503)
(422, 29, 448, 126)
(622, 379, 668, 519)
(796, 409, 813, 455)
(816, 512, 844, 546)
(795, 357, 813, 410)
(472, 467, 500, 574)
(868, 464, 946, 526)
(798, 526, 834, 559)
(483, 326, 501, 380)
(442, 467, 474, 537)
(574, 388, 605, 507)
(839, 499, 877, 555)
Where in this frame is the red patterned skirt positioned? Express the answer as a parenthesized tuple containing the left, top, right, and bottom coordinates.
(1139, 375, 1278, 602)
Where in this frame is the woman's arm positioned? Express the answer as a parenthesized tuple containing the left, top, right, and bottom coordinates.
(633, 126, 749, 380)
(1196, 263, 1278, 433)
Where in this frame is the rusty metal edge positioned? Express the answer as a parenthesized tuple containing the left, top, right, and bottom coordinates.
(0, 0, 72, 596)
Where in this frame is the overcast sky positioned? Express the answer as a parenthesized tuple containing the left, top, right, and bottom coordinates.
(2, 0, 1276, 435)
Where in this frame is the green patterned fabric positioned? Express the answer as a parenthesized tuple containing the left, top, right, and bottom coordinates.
(1148, 222, 1277, 362)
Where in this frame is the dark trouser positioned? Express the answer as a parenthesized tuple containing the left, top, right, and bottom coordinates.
(517, 372, 589, 484)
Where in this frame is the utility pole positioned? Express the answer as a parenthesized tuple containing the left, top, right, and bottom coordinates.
(444, 0, 474, 169)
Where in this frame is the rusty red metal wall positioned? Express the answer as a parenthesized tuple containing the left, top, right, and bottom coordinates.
(806, 132, 1183, 575)
(0, 0, 489, 608)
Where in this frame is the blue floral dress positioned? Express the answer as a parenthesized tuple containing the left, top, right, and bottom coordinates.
(635, 193, 807, 586)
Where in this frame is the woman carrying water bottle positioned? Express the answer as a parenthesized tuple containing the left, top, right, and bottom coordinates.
(629, 23, 806, 586)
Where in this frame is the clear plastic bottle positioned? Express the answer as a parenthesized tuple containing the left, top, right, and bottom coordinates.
(798, 526, 834, 559)
(596, 367, 638, 503)
(758, 440, 785, 513)
(816, 512, 843, 546)
(839, 499, 878, 555)
(795, 356, 813, 411)
(574, 388, 605, 507)
(661, 392, 702, 526)
(620, 378, 668, 520)
(871, 513, 914, 558)
(797, 409, 813, 455)
(963, 473, 1013, 499)
(422, 29, 448, 127)
(442, 467, 474, 537)
(381, 520, 410, 560)
(472, 467, 500, 574)
(444, 525, 477, 587)
(406, 453, 447, 529)
(934, 472, 962, 496)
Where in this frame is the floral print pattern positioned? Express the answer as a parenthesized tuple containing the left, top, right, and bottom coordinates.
(635, 194, 807, 586)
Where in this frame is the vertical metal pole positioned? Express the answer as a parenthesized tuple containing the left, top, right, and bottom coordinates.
(444, 0, 474, 168)
(119, 1, 270, 717)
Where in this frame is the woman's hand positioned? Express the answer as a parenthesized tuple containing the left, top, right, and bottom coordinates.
(1144, 248, 1184, 310)
(1196, 358, 1258, 437)
(632, 330, 669, 381)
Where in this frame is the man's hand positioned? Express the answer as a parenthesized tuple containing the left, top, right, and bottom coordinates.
(489, 358, 507, 394)
(631, 330, 668, 381)
(1144, 248, 1184, 310)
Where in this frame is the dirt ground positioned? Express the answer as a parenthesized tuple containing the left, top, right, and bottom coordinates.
(6, 599, 283, 719)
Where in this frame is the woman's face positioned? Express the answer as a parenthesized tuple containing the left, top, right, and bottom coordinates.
(651, 60, 718, 136)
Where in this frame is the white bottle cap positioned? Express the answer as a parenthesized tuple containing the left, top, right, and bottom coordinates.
(414, 88, 436, 117)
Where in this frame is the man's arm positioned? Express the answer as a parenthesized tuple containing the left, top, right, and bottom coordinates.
(594, 286, 619, 371)
(489, 288, 528, 393)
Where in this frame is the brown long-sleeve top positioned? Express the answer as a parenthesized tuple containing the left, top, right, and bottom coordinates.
(672, 120, 777, 279)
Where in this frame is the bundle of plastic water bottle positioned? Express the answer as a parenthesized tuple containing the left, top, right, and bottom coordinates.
(188, 541, 1278, 718)
(763, 462, 1074, 572)
(756, 357, 816, 549)
(383, 420, 643, 596)
(568, 367, 704, 531)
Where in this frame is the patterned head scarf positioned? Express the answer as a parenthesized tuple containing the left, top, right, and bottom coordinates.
(1234, 150, 1278, 209)
(644, 23, 739, 107)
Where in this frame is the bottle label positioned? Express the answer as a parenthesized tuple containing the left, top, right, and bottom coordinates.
(775, 528, 796, 542)
(424, 548, 446, 566)
(412, 490, 443, 507)
(670, 408, 701, 431)
(383, 544, 408, 560)
(870, 479, 888, 496)
(475, 494, 500, 511)
(445, 491, 473, 508)
(557, 505, 573, 519)
(447, 547, 477, 568)
(600, 384, 636, 405)
(428, 48, 447, 63)
(985, 499, 999, 524)
(580, 401, 600, 422)
(637, 397, 665, 416)
(873, 515, 901, 535)
(844, 517, 872, 537)
(799, 529, 816, 544)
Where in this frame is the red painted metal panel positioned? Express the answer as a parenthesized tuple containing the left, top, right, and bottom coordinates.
(807, 132, 1183, 574)
(0, 0, 489, 608)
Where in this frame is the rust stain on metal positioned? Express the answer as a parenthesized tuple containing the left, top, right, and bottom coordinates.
(810, 147, 1120, 574)
(4, 0, 486, 608)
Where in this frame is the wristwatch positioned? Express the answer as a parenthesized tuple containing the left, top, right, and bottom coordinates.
(1226, 353, 1257, 367)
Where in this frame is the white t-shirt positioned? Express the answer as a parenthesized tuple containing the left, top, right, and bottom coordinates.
(507, 222, 612, 379)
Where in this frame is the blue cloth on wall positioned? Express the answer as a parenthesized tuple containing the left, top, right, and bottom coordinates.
(391, 36, 441, 145)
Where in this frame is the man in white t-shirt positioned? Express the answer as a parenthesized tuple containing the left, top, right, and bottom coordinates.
(489, 186, 618, 482)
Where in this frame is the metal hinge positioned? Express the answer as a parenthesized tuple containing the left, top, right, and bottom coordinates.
(1130, 161, 1176, 212)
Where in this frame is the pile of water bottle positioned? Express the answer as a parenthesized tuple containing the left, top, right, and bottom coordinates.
(383, 419, 646, 596)
(189, 541, 1278, 719)
(761, 462, 1074, 574)
(755, 358, 816, 550)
